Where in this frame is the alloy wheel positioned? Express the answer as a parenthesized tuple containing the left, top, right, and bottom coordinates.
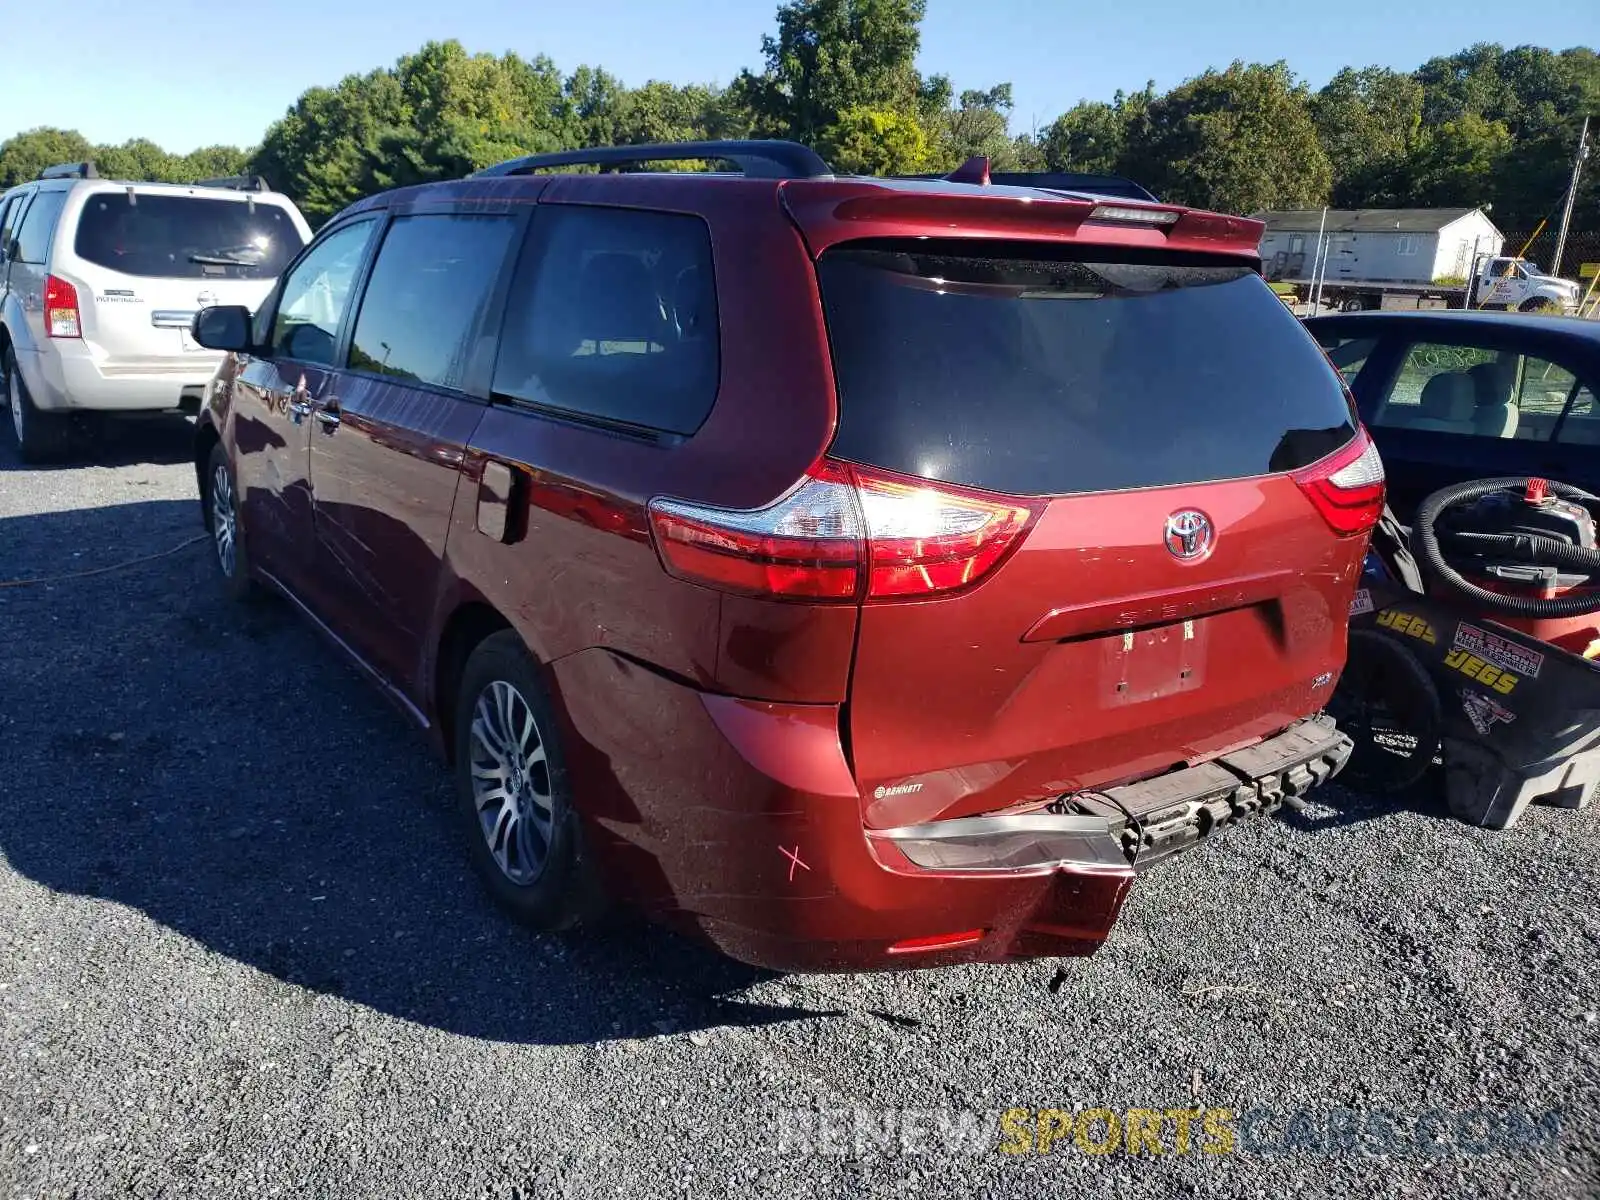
(212, 462, 237, 577)
(468, 679, 554, 885)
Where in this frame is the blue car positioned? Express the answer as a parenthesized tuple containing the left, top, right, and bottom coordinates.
(1306, 311, 1600, 517)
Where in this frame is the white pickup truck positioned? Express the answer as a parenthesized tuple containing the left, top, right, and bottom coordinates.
(1472, 257, 1583, 312)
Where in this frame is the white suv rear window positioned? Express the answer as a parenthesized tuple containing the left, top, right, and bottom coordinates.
(73, 193, 303, 280)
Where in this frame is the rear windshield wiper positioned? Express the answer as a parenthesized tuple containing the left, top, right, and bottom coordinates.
(189, 253, 259, 266)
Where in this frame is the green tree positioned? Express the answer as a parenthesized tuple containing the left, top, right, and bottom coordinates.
(1120, 62, 1331, 213)
(1008, 132, 1046, 172)
(252, 67, 410, 224)
(1040, 100, 1124, 173)
(1399, 43, 1597, 227)
(931, 83, 1021, 170)
(561, 64, 631, 149)
(94, 138, 176, 182)
(1312, 67, 1424, 205)
(1399, 113, 1514, 208)
(820, 104, 929, 173)
(0, 127, 95, 188)
(613, 82, 717, 145)
(175, 145, 253, 182)
(734, 0, 929, 159)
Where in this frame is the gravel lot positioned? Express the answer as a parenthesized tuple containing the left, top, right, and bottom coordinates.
(3, 419, 1599, 1199)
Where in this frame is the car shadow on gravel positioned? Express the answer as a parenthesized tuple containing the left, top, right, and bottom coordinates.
(0, 414, 196, 472)
(0, 500, 840, 1046)
(1275, 771, 1465, 834)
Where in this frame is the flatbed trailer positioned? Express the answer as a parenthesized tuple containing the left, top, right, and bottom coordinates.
(1273, 256, 1580, 315)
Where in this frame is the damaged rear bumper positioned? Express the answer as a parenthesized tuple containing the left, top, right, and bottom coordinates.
(551, 646, 1350, 971)
(1061, 715, 1354, 868)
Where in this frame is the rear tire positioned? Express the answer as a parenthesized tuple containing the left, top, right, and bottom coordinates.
(5, 347, 72, 463)
(203, 442, 256, 602)
(453, 631, 603, 931)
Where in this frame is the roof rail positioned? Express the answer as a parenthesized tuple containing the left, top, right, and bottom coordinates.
(194, 174, 271, 192)
(473, 140, 832, 181)
(39, 161, 98, 181)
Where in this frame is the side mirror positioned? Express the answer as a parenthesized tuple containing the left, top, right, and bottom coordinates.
(192, 305, 253, 353)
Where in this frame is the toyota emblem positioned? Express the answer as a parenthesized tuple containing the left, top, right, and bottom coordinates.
(1164, 510, 1214, 561)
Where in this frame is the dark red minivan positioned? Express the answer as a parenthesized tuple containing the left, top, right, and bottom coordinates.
(191, 141, 1376, 971)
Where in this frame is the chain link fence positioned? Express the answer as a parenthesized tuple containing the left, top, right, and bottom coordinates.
(1503, 229, 1600, 285)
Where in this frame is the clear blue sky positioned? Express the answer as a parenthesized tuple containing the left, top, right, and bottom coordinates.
(4, 0, 1596, 153)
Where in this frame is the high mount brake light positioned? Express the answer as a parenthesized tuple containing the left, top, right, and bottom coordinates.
(45, 275, 81, 339)
(1293, 429, 1386, 537)
(647, 460, 1043, 603)
(1088, 204, 1180, 226)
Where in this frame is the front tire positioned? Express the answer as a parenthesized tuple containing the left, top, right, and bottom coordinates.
(453, 631, 602, 931)
(203, 442, 255, 601)
(5, 347, 71, 463)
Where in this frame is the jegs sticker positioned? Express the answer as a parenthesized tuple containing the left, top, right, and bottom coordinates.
(1376, 609, 1437, 645)
(1461, 689, 1516, 736)
(1349, 589, 1374, 617)
(1453, 624, 1544, 679)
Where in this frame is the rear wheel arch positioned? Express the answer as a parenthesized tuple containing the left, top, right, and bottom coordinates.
(433, 600, 514, 762)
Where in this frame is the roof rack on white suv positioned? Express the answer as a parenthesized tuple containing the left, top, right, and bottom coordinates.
(36, 162, 273, 193)
(38, 161, 99, 180)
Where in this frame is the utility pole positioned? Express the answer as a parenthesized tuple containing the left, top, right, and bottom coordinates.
(1553, 115, 1590, 278)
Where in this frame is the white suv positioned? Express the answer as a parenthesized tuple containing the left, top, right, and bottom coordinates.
(0, 163, 312, 461)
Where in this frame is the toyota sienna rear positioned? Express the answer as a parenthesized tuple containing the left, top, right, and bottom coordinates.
(192, 142, 1375, 972)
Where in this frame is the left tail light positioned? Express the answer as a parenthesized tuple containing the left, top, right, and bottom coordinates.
(1293, 428, 1385, 537)
(45, 275, 81, 339)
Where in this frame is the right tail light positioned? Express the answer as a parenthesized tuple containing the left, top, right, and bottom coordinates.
(1293, 428, 1386, 537)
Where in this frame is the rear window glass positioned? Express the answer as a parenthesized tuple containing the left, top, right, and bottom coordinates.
(819, 242, 1357, 496)
(73, 193, 304, 280)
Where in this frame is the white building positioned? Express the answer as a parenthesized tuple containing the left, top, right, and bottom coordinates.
(1253, 208, 1505, 285)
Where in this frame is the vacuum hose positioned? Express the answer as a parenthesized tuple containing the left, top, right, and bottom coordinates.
(1412, 476, 1600, 618)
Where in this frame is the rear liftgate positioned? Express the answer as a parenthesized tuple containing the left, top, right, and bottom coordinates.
(1334, 477, 1600, 828)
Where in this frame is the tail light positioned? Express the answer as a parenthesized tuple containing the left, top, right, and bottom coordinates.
(45, 275, 81, 339)
(647, 459, 1043, 603)
(1293, 428, 1385, 536)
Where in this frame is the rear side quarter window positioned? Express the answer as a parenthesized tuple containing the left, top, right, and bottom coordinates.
(491, 205, 720, 435)
(14, 190, 66, 263)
